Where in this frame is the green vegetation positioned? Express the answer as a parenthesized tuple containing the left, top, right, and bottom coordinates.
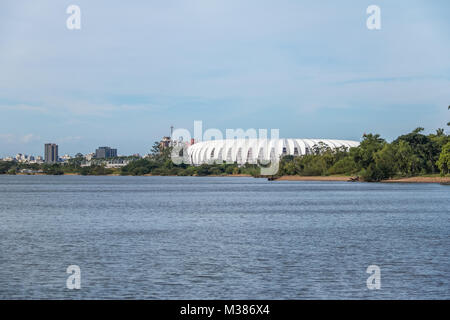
(437, 142, 450, 175)
(0, 161, 15, 174)
(120, 144, 259, 176)
(1, 112, 449, 181)
(278, 128, 449, 181)
(0, 159, 117, 176)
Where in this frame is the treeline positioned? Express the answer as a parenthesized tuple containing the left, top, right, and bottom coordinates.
(120, 141, 260, 176)
(1, 127, 449, 181)
(45, 163, 115, 176)
(278, 128, 449, 181)
(120, 158, 260, 176)
(0, 161, 115, 176)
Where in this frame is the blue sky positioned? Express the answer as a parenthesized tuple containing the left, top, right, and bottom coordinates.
(0, 0, 449, 157)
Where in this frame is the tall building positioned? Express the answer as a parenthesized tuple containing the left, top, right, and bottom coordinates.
(95, 146, 117, 158)
(44, 143, 59, 163)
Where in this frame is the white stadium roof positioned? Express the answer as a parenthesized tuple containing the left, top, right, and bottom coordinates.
(187, 138, 360, 165)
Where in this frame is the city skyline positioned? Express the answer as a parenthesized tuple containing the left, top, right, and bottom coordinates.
(0, 143, 122, 162)
(1, 0, 449, 158)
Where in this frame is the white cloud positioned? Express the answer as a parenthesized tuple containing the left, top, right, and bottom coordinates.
(20, 133, 40, 143)
(0, 134, 16, 144)
(0, 133, 41, 144)
(0, 0, 449, 155)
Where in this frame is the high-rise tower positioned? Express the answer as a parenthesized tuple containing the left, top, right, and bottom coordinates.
(44, 143, 59, 163)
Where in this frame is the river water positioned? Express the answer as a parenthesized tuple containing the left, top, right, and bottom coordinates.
(0, 175, 448, 299)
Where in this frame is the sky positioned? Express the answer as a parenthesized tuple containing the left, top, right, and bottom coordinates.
(0, 0, 449, 157)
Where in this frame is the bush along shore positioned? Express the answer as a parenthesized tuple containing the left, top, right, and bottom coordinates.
(1, 127, 450, 182)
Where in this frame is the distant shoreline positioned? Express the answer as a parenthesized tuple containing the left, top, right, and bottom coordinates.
(274, 175, 450, 183)
(7, 173, 450, 183)
(275, 175, 350, 181)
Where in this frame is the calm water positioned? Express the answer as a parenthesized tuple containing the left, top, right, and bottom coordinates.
(0, 175, 448, 299)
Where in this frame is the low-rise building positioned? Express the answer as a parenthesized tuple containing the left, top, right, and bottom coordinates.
(85, 153, 95, 161)
(61, 154, 72, 162)
(95, 146, 118, 159)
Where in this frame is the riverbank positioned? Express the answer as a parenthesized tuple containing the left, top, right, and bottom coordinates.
(274, 175, 351, 181)
(273, 175, 450, 183)
(9, 173, 450, 183)
(13, 172, 252, 177)
(381, 176, 450, 183)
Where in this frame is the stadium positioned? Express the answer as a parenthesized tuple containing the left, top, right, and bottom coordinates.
(186, 138, 360, 165)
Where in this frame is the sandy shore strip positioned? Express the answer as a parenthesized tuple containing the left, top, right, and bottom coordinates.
(275, 175, 351, 181)
(273, 175, 450, 183)
(11, 173, 450, 183)
(381, 176, 450, 183)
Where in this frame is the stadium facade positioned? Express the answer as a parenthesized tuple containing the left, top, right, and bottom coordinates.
(187, 138, 360, 165)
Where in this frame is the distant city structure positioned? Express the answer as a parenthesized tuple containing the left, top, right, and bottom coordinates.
(61, 154, 72, 161)
(85, 153, 95, 161)
(187, 138, 360, 165)
(0, 154, 44, 163)
(0, 135, 174, 164)
(160, 137, 171, 149)
(158, 126, 176, 150)
(95, 146, 117, 159)
(44, 143, 59, 163)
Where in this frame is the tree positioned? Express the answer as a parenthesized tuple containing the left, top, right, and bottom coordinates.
(352, 133, 386, 170)
(328, 156, 358, 175)
(394, 127, 439, 173)
(0, 161, 15, 174)
(437, 142, 450, 175)
(42, 164, 64, 175)
(150, 141, 172, 162)
(372, 143, 397, 179)
(150, 141, 161, 155)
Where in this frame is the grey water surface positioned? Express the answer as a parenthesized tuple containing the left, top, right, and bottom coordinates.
(0, 175, 448, 299)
